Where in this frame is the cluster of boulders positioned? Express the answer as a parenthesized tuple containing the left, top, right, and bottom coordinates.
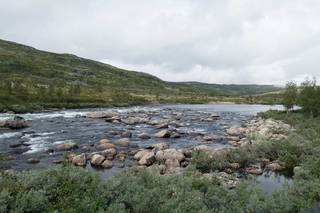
(133, 143, 191, 173)
(0, 116, 28, 129)
(225, 117, 292, 147)
(61, 138, 132, 169)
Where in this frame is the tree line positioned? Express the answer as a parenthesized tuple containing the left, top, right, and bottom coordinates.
(283, 77, 320, 117)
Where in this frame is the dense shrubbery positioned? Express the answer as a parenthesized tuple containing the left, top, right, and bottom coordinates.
(283, 78, 320, 117)
(1, 164, 320, 212)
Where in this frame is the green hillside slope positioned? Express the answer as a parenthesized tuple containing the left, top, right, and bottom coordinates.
(0, 39, 281, 112)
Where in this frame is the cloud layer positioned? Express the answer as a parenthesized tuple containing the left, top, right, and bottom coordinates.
(1, 0, 320, 84)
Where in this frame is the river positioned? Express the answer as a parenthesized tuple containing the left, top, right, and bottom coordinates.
(0, 104, 290, 192)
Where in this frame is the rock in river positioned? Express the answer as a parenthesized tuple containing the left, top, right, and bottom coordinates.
(114, 138, 130, 146)
(154, 130, 171, 138)
(72, 153, 87, 167)
(101, 148, 117, 160)
(102, 160, 113, 169)
(90, 154, 105, 166)
(2, 116, 28, 129)
(56, 142, 78, 151)
(139, 152, 156, 166)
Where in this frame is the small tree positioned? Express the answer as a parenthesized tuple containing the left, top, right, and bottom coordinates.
(282, 81, 297, 112)
(298, 77, 318, 117)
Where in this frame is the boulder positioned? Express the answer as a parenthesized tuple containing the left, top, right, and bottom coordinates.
(96, 143, 115, 151)
(99, 139, 111, 144)
(90, 154, 105, 166)
(139, 152, 156, 166)
(226, 127, 246, 136)
(134, 149, 151, 160)
(211, 113, 220, 118)
(56, 142, 78, 151)
(154, 130, 171, 138)
(86, 112, 116, 119)
(165, 158, 180, 170)
(155, 123, 169, 129)
(72, 154, 86, 167)
(138, 133, 151, 139)
(155, 149, 185, 164)
(27, 158, 40, 164)
(114, 138, 130, 146)
(193, 145, 212, 151)
(101, 148, 117, 160)
(147, 143, 169, 151)
(171, 133, 181, 138)
(3, 116, 28, 129)
(102, 160, 113, 169)
(121, 131, 132, 138)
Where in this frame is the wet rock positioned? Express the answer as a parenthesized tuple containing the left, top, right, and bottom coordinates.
(102, 160, 113, 169)
(147, 143, 169, 151)
(138, 133, 151, 139)
(210, 113, 220, 118)
(99, 139, 111, 144)
(72, 154, 86, 167)
(121, 131, 132, 138)
(56, 142, 78, 151)
(226, 127, 246, 136)
(134, 149, 151, 161)
(154, 130, 171, 138)
(96, 143, 116, 151)
(114, 138, 129, 146)
(90, 154, 105, 166)
(155, 149, 185, 165)
(86, 112, 116, 119)
(155, 123, 169, 129)
(139, 152, 155, 166)
(3, 116, 28, 129)
(27, 158, 40, 164)
(171, 132, 181, 138)
(9, 143, 23, 148)
(101, 148, 117, 160)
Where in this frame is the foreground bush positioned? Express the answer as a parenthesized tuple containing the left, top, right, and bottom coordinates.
(1, 164, 319, 213)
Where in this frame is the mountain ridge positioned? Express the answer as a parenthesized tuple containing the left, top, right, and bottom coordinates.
(0, 38, 281, 112)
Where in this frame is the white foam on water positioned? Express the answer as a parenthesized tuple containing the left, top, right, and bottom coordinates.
(23, 136, 52, 154)
(0, 132, 22, 139)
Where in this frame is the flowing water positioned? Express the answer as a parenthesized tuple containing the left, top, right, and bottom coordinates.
(0, 104, 288, 192)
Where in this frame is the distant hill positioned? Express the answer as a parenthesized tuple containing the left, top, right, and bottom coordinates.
(0, 39, 281, 112)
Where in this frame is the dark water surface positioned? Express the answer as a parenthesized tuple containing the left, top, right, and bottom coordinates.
(0, 104, 287, 192)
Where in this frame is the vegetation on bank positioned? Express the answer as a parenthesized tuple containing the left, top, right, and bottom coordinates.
(283, 78, 320, 117)
(0, 39, 281, 113)
(1, 110, 320, 212)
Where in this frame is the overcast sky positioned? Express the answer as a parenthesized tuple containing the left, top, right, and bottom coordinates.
(1, 0, 320, 85)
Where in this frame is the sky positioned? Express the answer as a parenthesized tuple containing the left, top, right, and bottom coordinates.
(0, 0, 320, 85)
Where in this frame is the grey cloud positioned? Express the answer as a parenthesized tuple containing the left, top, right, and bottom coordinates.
(0, 0, 320, 84)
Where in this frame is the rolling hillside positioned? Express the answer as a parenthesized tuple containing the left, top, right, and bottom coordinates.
(0, 39, 281, 112)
